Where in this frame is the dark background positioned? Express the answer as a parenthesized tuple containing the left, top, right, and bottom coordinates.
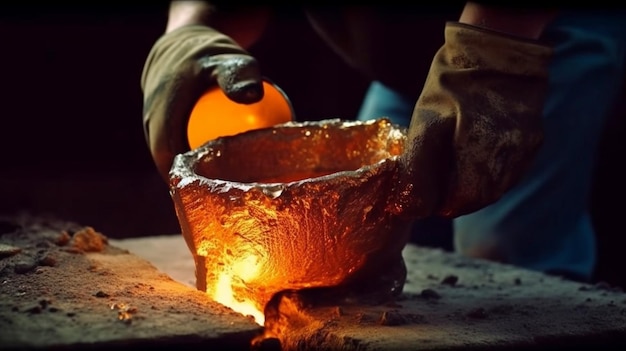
(0, 4, 624, 288)
(0, 4, 371, 236)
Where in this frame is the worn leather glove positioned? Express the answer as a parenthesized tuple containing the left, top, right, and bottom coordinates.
(394, 22, 552, 218)
(141, 25, 264, 179)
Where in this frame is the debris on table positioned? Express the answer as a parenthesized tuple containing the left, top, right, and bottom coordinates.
(0, 214, 262, 350)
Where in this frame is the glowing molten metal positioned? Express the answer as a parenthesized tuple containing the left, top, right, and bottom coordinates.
(169, 118, 412, 325)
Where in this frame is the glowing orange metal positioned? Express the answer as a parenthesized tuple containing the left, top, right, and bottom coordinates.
(169, 118, 412, 325)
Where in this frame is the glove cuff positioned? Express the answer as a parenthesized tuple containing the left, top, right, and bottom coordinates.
(443, 21, 552, 76)
(445, 21, 550, 45)
(141, 25, 248, 93)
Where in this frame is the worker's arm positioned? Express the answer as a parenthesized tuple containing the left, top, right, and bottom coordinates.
(459, 2, 557, 39)
(166, 1, 272, 49)
(141, 1, 272, 179)
(394, 3, 557, 218)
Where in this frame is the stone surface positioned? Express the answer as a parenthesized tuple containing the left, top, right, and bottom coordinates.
(0, 215, 262, 351)
(110, 235, 196, 288)
(261, 245, 626, 350)
(5, 215, 626, 351)
(114, 235, 626, 351)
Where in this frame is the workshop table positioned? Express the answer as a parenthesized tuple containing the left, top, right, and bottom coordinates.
(112, 235, 626, 350)
(2, 215, 625, 351)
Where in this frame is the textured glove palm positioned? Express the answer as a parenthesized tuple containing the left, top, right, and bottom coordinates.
(395, 22, 552, 218)
(141, 25, 264, 179)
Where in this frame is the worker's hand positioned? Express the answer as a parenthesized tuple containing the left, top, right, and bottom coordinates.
(394, 22, 552, 218)
(141, 25, 264, 180)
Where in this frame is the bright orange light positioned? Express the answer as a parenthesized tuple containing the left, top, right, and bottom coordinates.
(171, 119, 411, 331)
(210, 253, 265, 325)
(187, 81, 294, 150)
(213, 272, 265, 325)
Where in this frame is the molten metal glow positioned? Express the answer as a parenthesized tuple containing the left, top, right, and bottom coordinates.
(214, 254, 264, 325)
(201, 247, 266, 324)
(170, 118, 412, 325)
(213, 272, 265, 325)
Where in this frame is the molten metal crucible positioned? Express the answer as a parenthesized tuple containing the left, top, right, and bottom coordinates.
(169, 118, 412, 325)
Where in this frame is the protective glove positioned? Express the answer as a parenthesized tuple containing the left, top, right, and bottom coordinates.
(394, 22, 552, 218)
(141, 25, 264, 180)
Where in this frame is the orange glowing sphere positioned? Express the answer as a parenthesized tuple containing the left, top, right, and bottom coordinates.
(187, 81, 294, 150)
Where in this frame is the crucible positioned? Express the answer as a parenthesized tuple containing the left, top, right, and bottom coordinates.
(169, 118, 412, 322)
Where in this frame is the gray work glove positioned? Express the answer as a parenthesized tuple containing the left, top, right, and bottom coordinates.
(141, 25, 264, 179)
(394, 22, 552, 218)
